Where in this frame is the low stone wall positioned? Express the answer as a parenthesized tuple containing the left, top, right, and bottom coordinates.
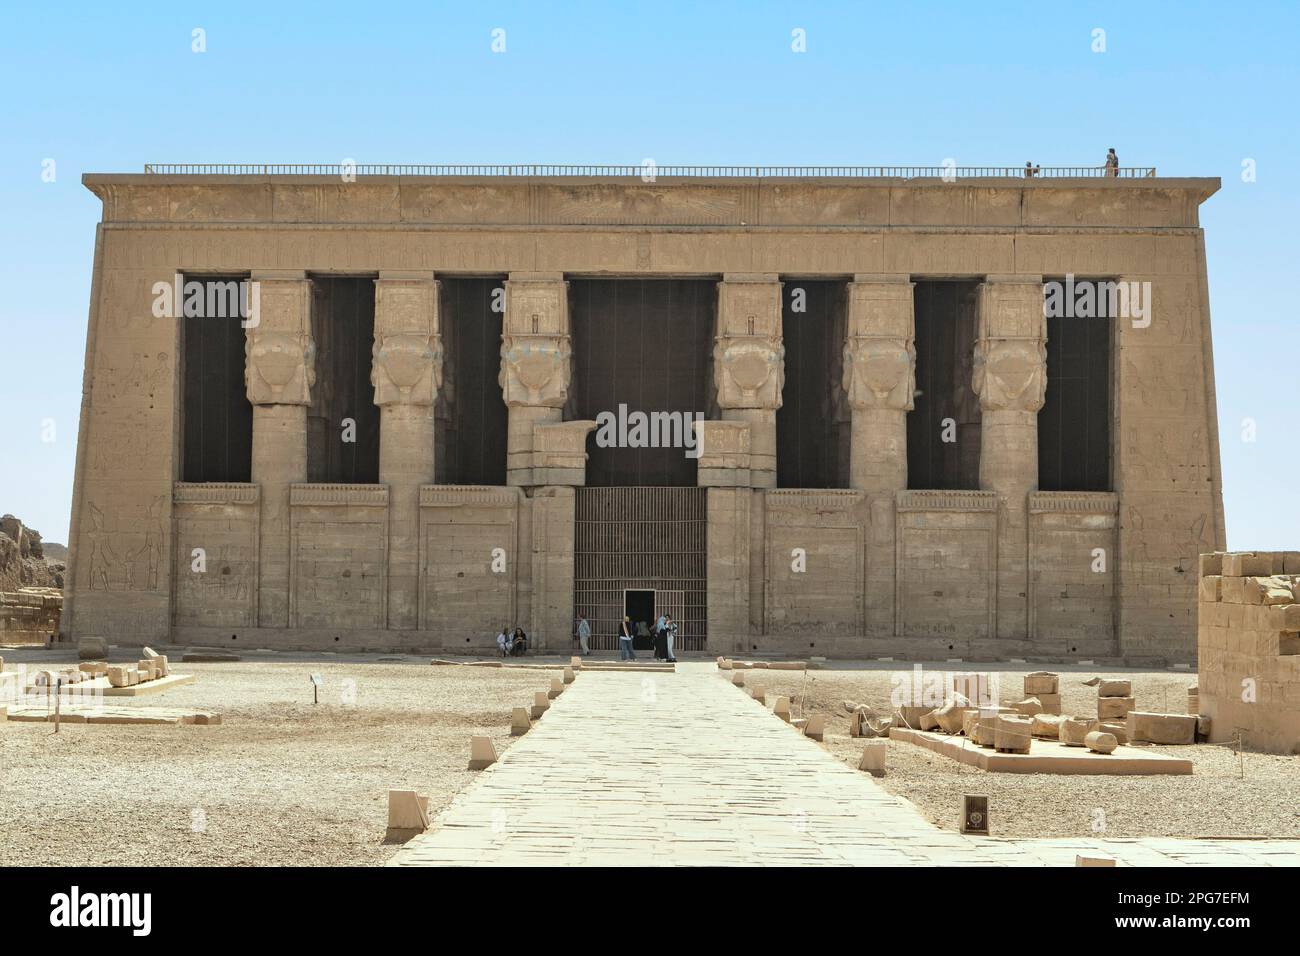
(1197, 551, 1300, 754)
(0, 587, 63, 645)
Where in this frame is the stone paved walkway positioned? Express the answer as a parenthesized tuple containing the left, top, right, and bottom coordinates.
(389, 663, 1300, 867)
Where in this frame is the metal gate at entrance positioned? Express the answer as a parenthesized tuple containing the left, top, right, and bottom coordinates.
(575, 487, 707, 652)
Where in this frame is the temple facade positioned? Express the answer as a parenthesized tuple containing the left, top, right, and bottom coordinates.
(65, 166, 1224, 662)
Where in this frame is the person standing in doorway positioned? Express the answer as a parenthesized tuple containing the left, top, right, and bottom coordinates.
(664, 613, 678, 663)
(576, 615, 592, 656)
(654, 611, 668, 660)
(619, 616, 635, 661)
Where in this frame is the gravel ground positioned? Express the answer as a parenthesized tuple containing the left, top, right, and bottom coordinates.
(746, 663, 1300, 840)
(0, 648, 567, 866)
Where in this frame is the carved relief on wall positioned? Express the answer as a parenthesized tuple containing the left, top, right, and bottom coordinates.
(372, 332, 443, 405)
(83, 496, 167, 593)
(972, 337, 1046, 412)
(842, 336, 916, 411)
(245, 329, 316, 405)
(499, 335, 571, 407)
(713, 335, 785, 410)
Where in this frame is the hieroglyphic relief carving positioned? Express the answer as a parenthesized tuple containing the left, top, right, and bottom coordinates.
(713, 335, 785, 409)
(373, 278, 443, 405)
(842, 337, 915, 410)
(246, 276, 315, 405)
(82, 496, 167, 592)
(500, 277, 571, 409)
(373, 333, 443, 405)
(715, 278, 784, 411)
(245, 330, 316, 404)
(500, 336, 571, 407)
(972, 337, 1047, 412)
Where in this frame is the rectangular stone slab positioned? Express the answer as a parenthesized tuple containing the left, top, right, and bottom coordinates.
(889, 728, 1193, 775)
(1127, 711, 1197, 745)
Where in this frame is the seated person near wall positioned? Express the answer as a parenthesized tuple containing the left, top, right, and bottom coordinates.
(510, 627, 529, 656)
(496, 626, 511, 657)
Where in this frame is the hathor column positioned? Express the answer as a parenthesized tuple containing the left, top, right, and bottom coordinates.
(714, 275, 784, 489)
(373, 273, 443, 629)
(500, 272, 584, 650)
(500, 273, 571, 487)
(842, 275, 915, 637)
(973, 275, 1046, 642)
(246, 271, 316, 628)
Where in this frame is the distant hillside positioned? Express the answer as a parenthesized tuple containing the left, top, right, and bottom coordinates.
(0, 514, 65, 591)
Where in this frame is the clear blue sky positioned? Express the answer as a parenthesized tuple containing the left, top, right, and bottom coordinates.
(1, 1, 1296, 548)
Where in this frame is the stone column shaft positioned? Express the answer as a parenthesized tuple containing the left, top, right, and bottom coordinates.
(843, 275, 915, 638)
(373, 273, 443, 630)
(246, 271, 315, 628)
(714, 275, 784, 489)
(501, 273, 571, 487)
(974, 275, 1046, 642)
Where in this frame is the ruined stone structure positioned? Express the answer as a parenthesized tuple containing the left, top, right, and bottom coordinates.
(65, 165, 1223, 661)
(1198, 552, 1300, 754)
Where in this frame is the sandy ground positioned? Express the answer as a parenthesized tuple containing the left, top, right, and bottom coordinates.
(3, 651, 1297, 864)
(0, 649, 565, 866)
(747, 663, 1300, 840)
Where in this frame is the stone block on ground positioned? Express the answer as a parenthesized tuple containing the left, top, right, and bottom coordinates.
(1023, 672, 1059, 696)
(548, 677, 563, 699)
(858, 740, 886, 776)
(1059, 716, 1098, 747)
(717, 658, 732, 670)
(77, 637, 107, 660)
(918, 710, 940, 731)
(387, 789, 430, 831)
(750, 686, 766, 704)
(773, 696, 791, 721)
(893, 705, 932, 729)
(731, 671, 745, 686)
(1008, 696, 1043, 717)
(142, 646, 160, 659)
(1098, 696, 1135, 720)
(1030, 713, 1064, 738)
(803, 714, 826, 741)
(1097, 679, 1132, 697)
(1076, 855, 1116, 867)
(531, 691, 549, 719)
(1034, 692, 1062, 714)
(934, 697, 971, 735)
(994, 714, 1033, 754)
(1098, 720, 1130, 744)
(562, 666, 575, 684)
(510, 706, 531, 736)
(976, 707, 1016, 747)
(106, 665, 130, 688)
(468, 735, 497, 770)
(1127, 711, 1197, 745)
(1085, 731, 1118, 754)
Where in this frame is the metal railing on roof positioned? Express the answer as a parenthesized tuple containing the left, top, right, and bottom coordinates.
(140, 163, 1158, 179)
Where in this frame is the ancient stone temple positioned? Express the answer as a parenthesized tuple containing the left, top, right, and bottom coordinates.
(65, 165, 1223, 661)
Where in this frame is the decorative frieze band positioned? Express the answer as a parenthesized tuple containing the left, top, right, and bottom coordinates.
(1028, 491, 1121, 514)
(419, 485, 523, 508)
(765, 489, 867, 511)
(289, 484, 390, 506)
(896, 490, 998, 512)
(173, 482, 260, 505)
